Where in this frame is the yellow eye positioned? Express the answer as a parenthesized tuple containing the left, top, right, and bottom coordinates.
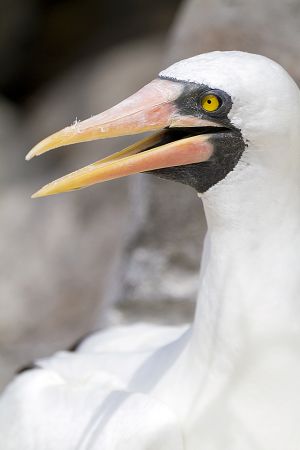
(201, 94, 220, 112)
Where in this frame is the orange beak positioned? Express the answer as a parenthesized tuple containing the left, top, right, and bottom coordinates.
(27, 78, 220, 198)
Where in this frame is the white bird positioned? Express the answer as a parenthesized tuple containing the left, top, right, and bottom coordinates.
(1, 51, 300, 450)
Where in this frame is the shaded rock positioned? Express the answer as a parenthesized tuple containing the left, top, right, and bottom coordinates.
(107, 174, 204, 325)
(0, 0, 181, 101)
(0, 181, 127, 389)
(0, 98, 22, 185)
(0, 0, 36, 97)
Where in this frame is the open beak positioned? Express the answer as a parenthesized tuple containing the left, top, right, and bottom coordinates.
(28, 78, 221, 198)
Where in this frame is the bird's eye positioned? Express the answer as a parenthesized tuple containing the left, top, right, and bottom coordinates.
(201, 94, 221, 112)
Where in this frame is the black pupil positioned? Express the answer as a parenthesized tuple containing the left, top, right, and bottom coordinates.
(207, 99, 211, 104)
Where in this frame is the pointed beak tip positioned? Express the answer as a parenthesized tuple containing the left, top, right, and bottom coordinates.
(28, 135, 54, 160)
(26, 141, 44, 161)
(25, 151, 34, 161)
(31, 190, 41, 199)
(31, 185, 51, 198)
(26, 129, 68, 161)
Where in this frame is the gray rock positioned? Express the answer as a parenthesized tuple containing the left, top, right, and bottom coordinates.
(0, 98, 22, 185)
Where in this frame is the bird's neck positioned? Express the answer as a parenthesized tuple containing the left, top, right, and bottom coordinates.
(191, 163, 300, 367)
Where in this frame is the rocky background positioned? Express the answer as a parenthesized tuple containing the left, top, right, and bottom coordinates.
(0, 0, 299, 391)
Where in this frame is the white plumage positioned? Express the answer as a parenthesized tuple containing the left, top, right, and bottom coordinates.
(1, 51, 300, 449)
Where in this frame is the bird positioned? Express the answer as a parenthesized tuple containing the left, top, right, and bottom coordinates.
(1, 50, 300, 450)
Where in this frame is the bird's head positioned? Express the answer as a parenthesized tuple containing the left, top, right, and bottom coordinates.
(27, 51, 300, 198)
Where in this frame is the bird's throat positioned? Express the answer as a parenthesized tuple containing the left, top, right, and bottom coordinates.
(191, 180, 300, 368)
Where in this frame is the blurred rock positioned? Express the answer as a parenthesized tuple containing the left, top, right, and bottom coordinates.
(0, 98, 23, 185)
(0, 180, 127, 388)
(0, 0, 36, 97)
(108, 0, 300, 324)
(107, 174, 204, 325)
(167, 0, 300, 84)
(0, 0, 181, 101)
(0, 38, 162, 390)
